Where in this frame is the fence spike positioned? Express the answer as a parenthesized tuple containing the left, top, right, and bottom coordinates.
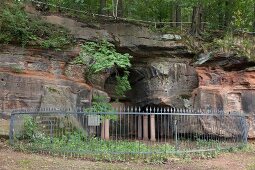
(130, 106, 133, 112)
(151, 107, 154, 112)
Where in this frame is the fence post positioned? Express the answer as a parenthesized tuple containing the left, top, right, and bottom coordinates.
(143, 115, 149, 141)
(138, 115, 142, 140)
(104, 119, 110, 140)
(50, 121, 53, 144)
(9, 114, 14, 145)
(101, 120, 105, 139)
(150, 114, 156, 142)
(174, 119, 178, 151)
(241, 116, 248, 144)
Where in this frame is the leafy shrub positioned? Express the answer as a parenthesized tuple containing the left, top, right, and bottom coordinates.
(18, 116, 39, 141)
(73, 40, 132, 98)
(73, 40, 132, 73)
(0, 2, 73, 48)
(85, 95, 117, 121)
(212, 33, 255, 60)
(115, 71, 131, 98)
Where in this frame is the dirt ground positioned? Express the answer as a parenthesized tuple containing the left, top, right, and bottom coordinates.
(0, 140, 254, 170)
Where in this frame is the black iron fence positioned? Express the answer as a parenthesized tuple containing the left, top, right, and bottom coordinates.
(9, 108, 248, 158)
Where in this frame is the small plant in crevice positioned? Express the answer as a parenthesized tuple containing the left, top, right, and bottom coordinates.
(115, 71, 131, 99)
(10, 65, 24, 73)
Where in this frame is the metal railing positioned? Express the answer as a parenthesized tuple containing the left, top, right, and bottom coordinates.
(9, 108, 248, 158)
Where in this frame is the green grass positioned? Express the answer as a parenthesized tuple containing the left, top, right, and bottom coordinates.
(13, 131, 247, 163)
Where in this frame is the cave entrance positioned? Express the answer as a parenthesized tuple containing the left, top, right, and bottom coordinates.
(104, 70, 176, 142)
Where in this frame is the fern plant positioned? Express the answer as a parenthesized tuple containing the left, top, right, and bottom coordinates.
(73, 40, 132, 98)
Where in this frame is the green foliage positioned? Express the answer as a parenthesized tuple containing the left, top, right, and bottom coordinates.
(85, 95, 113, 113)
(15, 132, 175, 163)
(0, 2, 73, 48)
(73, 40, 132, 98)
(212, 33, 255, 60)
(85, 95, 117, 120)
(10, 64, 24, 73)
(20, 116, 39, 141)
(15, 131, 248, 162)
(74, 41, 131, 73)
(115, 71, 131, 98)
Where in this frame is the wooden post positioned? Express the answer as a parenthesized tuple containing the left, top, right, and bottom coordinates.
(150, 114, 156, 142)
(138, 115, 142, 140)
(143, 115, 149, 141)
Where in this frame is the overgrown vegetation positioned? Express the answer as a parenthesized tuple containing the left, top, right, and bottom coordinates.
(0, 2, 73, 48)
(73, 40, 132, 99)
(183, 32, 255, 61)
(12, 115, 248, 163)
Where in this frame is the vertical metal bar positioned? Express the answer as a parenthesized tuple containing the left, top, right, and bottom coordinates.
(242, 116, 248, 144)
(50, 120, 53, 144)
(143, 115, 148, 141)
(174, 119, 178, 151)
(138, 115, 142, 140)
(9, 114, 14, 145)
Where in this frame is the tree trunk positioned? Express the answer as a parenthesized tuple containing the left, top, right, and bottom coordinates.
(99, 0, 106, 15)
(176, 4, 181, 27)
(117, 0, 123, 17)
(224, 0, 230, 28)
(171, 2, 176, 27)
(253, 3, 255, 32)
(191, 5, 203, 36)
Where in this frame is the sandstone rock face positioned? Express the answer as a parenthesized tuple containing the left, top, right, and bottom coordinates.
(2, 14, 255, 139)
(43, 15, 197, 107)
(177, 115, 246, 138)
(192, 55, 255, 138)
(193, 67, 255, 113)
(43, 15, 192, 58)
(127, 58, 198, 107)
(0, 46, 92, 111)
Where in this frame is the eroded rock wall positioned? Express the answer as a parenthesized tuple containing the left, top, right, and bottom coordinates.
(192, 56, 255, 138)
(193, 67, 255, 113)
(127, 57, 198, 107)
(0, 46, 92, 111)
